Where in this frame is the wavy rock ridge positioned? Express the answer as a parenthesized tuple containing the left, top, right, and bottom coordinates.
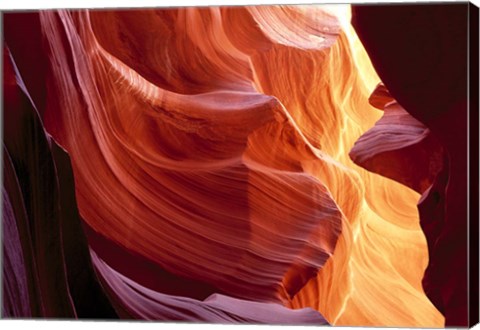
(3, 5, 449, 327)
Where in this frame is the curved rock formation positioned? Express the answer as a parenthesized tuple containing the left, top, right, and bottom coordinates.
(352, 4, 474, 326)
(3, 4, 461, 327)
(3, 47, 116, 319)
(350, 83, 444, 194)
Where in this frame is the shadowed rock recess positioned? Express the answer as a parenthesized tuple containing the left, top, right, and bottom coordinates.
(2, 3, 476, 327)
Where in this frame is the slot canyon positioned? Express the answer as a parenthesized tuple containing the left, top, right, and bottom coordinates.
(3, 3, 476, 327)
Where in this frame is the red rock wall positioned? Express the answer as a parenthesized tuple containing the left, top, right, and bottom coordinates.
(4, 4, 473, 326)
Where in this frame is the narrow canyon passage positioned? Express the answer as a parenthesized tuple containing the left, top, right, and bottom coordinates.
(4, 4, 462, 327)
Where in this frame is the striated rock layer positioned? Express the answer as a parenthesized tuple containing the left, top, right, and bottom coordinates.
(352, 4, 474, 326)
(3, 4, 462, 327)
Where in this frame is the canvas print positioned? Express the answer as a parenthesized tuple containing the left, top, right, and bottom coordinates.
(2, 1, 479, 328)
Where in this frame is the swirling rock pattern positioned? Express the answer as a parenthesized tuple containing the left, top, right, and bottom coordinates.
(4, 3, 471, 327)
(350, 83, 444, 194)
(352, 4, 476, 326)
